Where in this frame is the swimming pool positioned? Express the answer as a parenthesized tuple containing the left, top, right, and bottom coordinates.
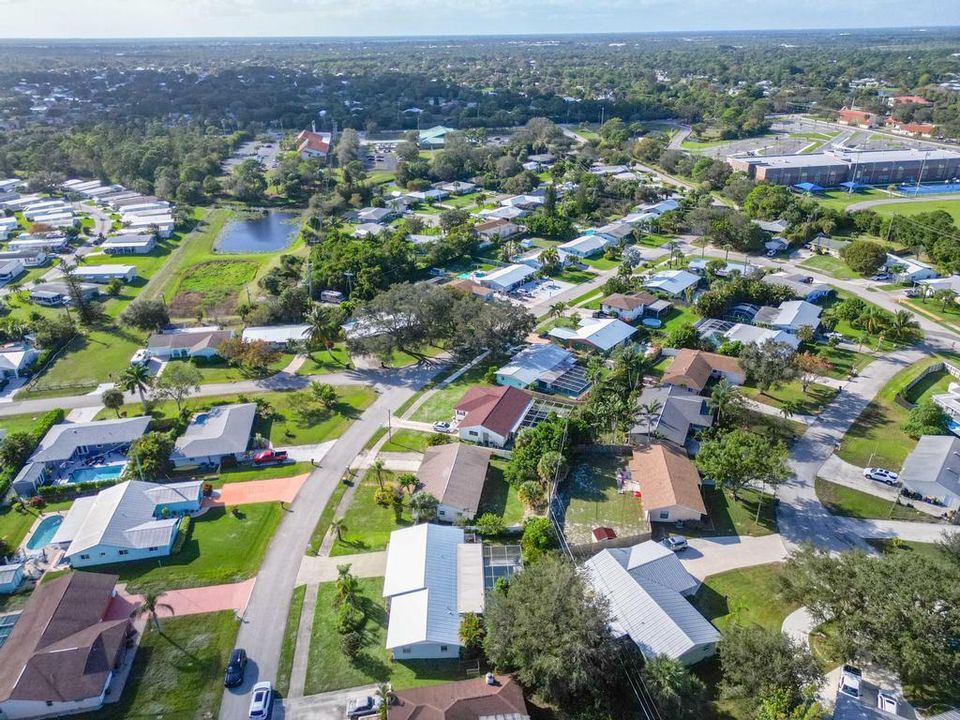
(69, 463, 126, 484)
(897, 182, 960, 196)
(26, 515, 63, 550)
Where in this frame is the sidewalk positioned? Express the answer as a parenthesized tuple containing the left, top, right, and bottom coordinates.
(297, 551, 387, 584)
(743, 397, 816, 425)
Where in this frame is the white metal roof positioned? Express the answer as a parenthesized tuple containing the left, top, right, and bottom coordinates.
(480, 264, 535, 290)
(241, 324, 310, 344)
(644, 270, 699, 296)
(558, 234, 610, 256)
(171, 403, 256, 462)
(549, 317, 636, 352)
(496, 344, 572, 386)
(30, 417, 150, 463)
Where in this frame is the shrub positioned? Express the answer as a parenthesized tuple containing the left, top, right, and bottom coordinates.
(340, 630, 364, 658)
(336, 603, 366, 634)
(170, 516, 193, 555)
(474, 512, 506, 537)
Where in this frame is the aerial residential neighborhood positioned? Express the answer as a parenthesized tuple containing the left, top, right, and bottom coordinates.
(0, 10, 959, 720)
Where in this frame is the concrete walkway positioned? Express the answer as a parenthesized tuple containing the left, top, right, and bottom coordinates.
(743, 397, 817, 426)
(288, 583, 319, 698)
(782, 606, 817, 649)
(376, 451, 423, 471)
(275, 440, 336, 463)
(679, 534, 789, 581)
(205, 474, 309, 506)
(297, 551, 388, 584)
(66, 405, 103, 423)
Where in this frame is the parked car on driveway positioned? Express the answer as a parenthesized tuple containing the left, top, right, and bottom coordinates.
(863, 467, 899, 485)
(877, 691, 899, 713)
(432, 421, 451, 433)
(839, 665, 862, 699)
(253, 449, 289, 465)
(346, 694, 382, 718)
(871, 273, 892, 281)
(662, 535, 688, 552)
(249, 681, 272, 719)
(224, 648, 246, 688)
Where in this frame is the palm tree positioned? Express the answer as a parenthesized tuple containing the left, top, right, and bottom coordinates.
(780, 399, 803, 421)
(613, 345, 647, 390)
(374, 683, 392, 720)
(409, 491, 439, 523)
(549, 301, 568, 319)
(585, 355, 606, 384)
(638, 400, 663, 445)
(133, 591, 174, 632)
(331, 518, 347, 542)
(371, 459, 386, 490)
(397, 472, 418, 495)
(335, 564, 360, 607)
(305, 304, 342, 361)
(709, 379, 742, 427)
(119, 363, 153, 413)
(540, 246, 559, 271)
(861, 307, 890, 336)
(889, 309, 920, 342)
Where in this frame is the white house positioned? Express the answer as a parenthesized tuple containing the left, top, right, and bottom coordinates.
(885, 253, 938, 283)
(124, 216, 173, 238)
(753, 300, 822, 333)
(0, 249, 49, 267)
(145, 328, 233, 360)
(475, 218, 522, 242)
(170, 403, 257, 468)
(584, 540, 719, 665)
(102, 234, 157, 255)
(0, 563, 24, 594)
(241, 324, 310, 346)
(0, 216, 18, 240)
(416, 443, 491, 522)
(0, 258, 25, 285)
(687, 258, 758, 277)
(898, 435, 960, 510)
(558, 234, 611, 258)
(69, 265, 137, 284)
(548, 317, 636, 353)
(8, 236, 68, 252)
(453, 385, 533, 448)
(29, 282, 99, 307)
(477, 264, 535, 293)
(382, 524, 484, 659)
(600, 292, 669, 323)
(52, 480, 203, 567)
(643, 269, 700, 298)
(0, 343, 38, 379)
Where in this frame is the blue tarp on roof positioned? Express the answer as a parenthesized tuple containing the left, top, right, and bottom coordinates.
(794, 182, 825, 193)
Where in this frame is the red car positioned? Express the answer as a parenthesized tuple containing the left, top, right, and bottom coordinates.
(253, 449, 288, 465)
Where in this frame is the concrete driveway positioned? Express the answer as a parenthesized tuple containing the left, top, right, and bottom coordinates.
(280, 685, 377, 720)
(107, 578, 256, 620)
(206, 474, 309, 506)
(679, 534, 788, 580)
(296, 551, 387, 584)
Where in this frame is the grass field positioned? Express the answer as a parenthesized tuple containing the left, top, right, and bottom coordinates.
(304, 578, 472, 694)
(813, 187, 890, 212)
(902, 297, 960, 333)
(410, 360, 494, 423)
(815, 477, 932, 522)
(691, 563, 797, 633)
(561, 455, 649, 544)
(307, 471, 352, 555)
(798, 254, 860, 280)
(685, 486, 778, 538)
(296, 345, 352, 374)
(479, 458, 526, 526)
(100, 611, 239, 720)
(838, 353, 958, 469)
(276, 584, 307, 697)
(379, 429, 436, 453)
(742, 380, 838, 416)
(872, 197, 960, 225)
(168, 355, 291, 384)
(0, 411, 48, 437)
(95, 502, 282, 594)
(330, 468, 407, 556)
(811, 344, 874, 380)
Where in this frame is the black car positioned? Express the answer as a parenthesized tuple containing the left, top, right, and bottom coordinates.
(224, 648, 247, 688)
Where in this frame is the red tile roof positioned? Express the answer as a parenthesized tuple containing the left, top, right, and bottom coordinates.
(837, 108, 874, 124)
(454, 385, 532, 437)
(296, 130, 330, 155)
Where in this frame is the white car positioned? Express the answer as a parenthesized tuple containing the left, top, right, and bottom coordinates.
(432, 421, 451, 433)
(662, 535, 688, 552)
(877, 691, 899, 713)
(248, 681, 272, 719)
(863, 467, 899, 485)
(839, 665, 862, 699)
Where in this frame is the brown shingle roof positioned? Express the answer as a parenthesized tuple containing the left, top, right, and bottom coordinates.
(447, 278, 495, 298)
(454, 386, 532, 437)
(602, 292, 657, 311)
(630, 443, 706, 516)
(662, 349, 744, 392)
(416, 443, 491, 517)
(389, 675, 529, 720)
(0, 571, 129, 704)
(474, 218, 510, 232)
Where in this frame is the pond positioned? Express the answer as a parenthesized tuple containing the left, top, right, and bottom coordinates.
(214, 211, 300, 254)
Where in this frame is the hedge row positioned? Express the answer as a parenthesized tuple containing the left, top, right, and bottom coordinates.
(36, 478, 119, 501)
(0, 409, 66, 497)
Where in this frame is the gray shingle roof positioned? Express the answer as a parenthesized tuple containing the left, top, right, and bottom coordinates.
(171, 403, 256, 462)
(30, 417, 150, 463)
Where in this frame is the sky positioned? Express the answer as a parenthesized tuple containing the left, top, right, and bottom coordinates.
(0, 0, 959, 39)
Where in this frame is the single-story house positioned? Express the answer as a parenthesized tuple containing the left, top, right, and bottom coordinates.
(0, 342, 38, 379)
(496, 343, 576, 391)
(753, 219, 790, 234)
(52, 480, 202, 567)
(527, 152, 556, 165)
(600, 292, 671, 322)
(445, 278, 497, 301)
(697, 319, 800, 350)
(809, 235, 850, 257)
(454, 385, 533, 448)
(761, 272, 833, 302)
(8, 236, 68, 253)
(765, 237, 789, 254)
(170, 403, 257, 469)
(643, 269, 700, 298)
(356, 207, 396, 224)
(0, 217, 19, 241)
(0, 563, 25, 595)
(475, 218, 522, 242)
(29, 281, 99, 307)
(500, 191, 544, 210)
(145, 328, 234, 360)
(390, 676, 529, 720)
(12, 416, 151, 497)
(639, 198, 680, 216)
(661, 349, 746, 393)
(68, 265, 137, 284)
(124, 216, 173, 238)
(241, 323, 310, 347)
(0, 258, 25, 284)
(687, 258, 759, 277)
(0, 572, 132, 720)
(416, 443, 491, 522)
(898, 435, 960, 510)
(918, 275, 960, 296)
(353, 222, 391, 239)
(630, 444, 706, 523)
(436, 181, 476, 195)
(101, 234, 157, 255)
(478, 205, 528, 221)
(477, 263, 535, 293)
(511, 247, 570, 270)
(557, 234, 611, 258)
(382, 524, 483, 659)
(584, 540, 719, 665)
(548, 317, 637, 353)
(753, 300, 822, 333)
(406, 188, 449, 203)
(596, 222, 635, 244)
(885, 254, 938, 283)
(629, 385, 713, 447)
(0, 249, 49, 267)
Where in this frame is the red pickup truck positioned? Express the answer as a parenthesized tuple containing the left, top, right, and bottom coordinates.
(252, 449, 289, 465)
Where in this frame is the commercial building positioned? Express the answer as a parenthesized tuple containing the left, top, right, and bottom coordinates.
(727, 147, 960, 187)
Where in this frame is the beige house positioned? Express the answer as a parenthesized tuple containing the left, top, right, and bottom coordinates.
(416, 443, 491, 521)
(630, 443, 706, 523)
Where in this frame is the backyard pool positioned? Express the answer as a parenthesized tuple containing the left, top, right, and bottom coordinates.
(25, 515, 63, 550)
(214, 211, 300, 253)
(69, 463, 126, 484)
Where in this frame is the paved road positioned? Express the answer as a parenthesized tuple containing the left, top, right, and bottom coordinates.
(218, 361, 443, 720)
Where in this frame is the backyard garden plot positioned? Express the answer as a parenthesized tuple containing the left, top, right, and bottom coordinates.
(169, 259, 258, 318)
(559, 455, 649, 544)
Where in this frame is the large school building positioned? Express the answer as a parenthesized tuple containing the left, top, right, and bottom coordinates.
(727, 147, 960, 187)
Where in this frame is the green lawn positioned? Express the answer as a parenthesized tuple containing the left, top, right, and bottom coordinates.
(798, 254, 860, 280)
(684, 486, 778, 538)
(410, 360, 496, 423)
(169, 355, 292, 384)
(741, 380, 838, 416)
(569, 287, 605, 308)
(296, 345, 353, 374)
(638, 233, 673, 248)
(0, 411, 48, 437)
(93, 502, 283, 594)
(815, 477, 932, 522)
(276, 584, 307, 697)
(581, 256, 619, 270)
(304, 578, 473, 694)
(817, 290, 899, 351)
(691, 563, 798, 633)
(658, 302, 700, 334)
(872, 198, 960, 225)
(478, 458, 526, 526)
(837, 354, 958, 469)
(561, 455, 649, 544)
(813, 187, 890, 212)
(331, 468, 409, 556)
(811, 344, 874, 380)
(307, 469, 353, 555)
(103, 386, 376, 446)
(98, 611, 239, 720)
(173, 461, 312, 488)
(552, 268, 596, 284)
(380, 429, 435, 453)
(903, 368, 952, 404)
(902, 298, 960, 332)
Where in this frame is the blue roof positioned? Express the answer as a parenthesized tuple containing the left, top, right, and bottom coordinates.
(794, 182, 825, 192)
(838, 181, 865, 190)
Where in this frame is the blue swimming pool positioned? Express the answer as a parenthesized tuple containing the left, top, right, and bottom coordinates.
(69, 463, 126, 484)
(897, 181, 960, 196)
(26, 515, 63, 550)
